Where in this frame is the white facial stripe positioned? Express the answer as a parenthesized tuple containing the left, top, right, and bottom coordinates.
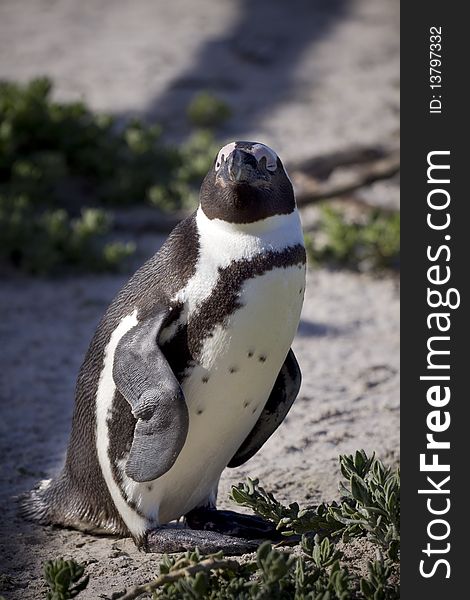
(172, 207, 304, 314)
(214, 142, 279, 172)
(215, 142, 236, 171)
(251, 143, 278, 171)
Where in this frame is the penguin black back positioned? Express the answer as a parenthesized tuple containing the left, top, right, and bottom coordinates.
(23, 216, 200, 534)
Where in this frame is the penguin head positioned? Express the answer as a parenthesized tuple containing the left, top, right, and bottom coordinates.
(199, 141, 295, 223)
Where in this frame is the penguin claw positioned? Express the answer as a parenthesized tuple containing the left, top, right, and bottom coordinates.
(145, 527, 260, 555)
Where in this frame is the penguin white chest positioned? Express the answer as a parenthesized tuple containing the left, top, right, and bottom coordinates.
(154, 262, 305, 523)
(186, 263, 305, 444)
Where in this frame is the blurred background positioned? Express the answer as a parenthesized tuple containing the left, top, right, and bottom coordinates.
(0, 0, 399, 596)
(0, 0, 399, 275)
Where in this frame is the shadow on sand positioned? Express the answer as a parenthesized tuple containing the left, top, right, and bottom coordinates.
(143, 0, 348, 138)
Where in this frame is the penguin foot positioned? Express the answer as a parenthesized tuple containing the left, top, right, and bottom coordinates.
(185, 507, 284, 541)
(144, 526, 260, 555)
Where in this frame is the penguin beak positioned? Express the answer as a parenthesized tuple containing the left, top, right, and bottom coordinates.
(226, 149, 268, 184)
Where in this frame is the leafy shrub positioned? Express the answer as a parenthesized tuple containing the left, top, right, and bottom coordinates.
(306, 206, 400, 271)
(231, 451, 400, 561)
(360, 557, 400, 600)
(148, 130, 219, 212)
(187, 92, 231, 128)
(0, 78, 218, 273)
(0, 78, 181, 208)
(43, 558, 89, 600)
(0, 194, 134, 274)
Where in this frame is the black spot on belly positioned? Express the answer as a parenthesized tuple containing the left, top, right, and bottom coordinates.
(197, 409, 204, 415)
(248, 350, 254, 358)
(229, 366, 238, 374)
(252, 406, 258, 414)
(202, 376, 209, 383)
(259, 355, 267, 363)
(243, 400, 251, 408)
(147, 484, 153, 492)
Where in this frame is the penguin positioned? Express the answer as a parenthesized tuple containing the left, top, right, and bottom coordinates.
(23, 141, 306, 554)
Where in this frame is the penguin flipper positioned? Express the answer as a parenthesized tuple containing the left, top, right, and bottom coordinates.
(227, 348, 301, 468)
(113, 309, 189, 483)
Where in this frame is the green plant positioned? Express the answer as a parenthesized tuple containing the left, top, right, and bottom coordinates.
(306, 205, 400, 271)
(0, 79, 180, 207)
(231, 451, 400, 561)
(134, 542, 352, 600)
(331, 451, 400, 561)
(187, 92, 231, 128)
(302, 535, 343, 569)
(230, 477, 343, 539)
(360, 555, 399, 600)
(113, 549, 244, 600)
(43, 558, 89, 600)
(0, 78, 220, 273)
(0, 194, 134, 273)
(148, 130, 219, 212)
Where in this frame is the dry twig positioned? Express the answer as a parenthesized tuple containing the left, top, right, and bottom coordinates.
(116, 556, 240, 600)
(293, 151, 400, 207)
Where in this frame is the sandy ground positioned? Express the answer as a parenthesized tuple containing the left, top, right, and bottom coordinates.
(0, 0, 399, 597)
(0, 0, 399, 162)
(0, 263, 399, 598)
